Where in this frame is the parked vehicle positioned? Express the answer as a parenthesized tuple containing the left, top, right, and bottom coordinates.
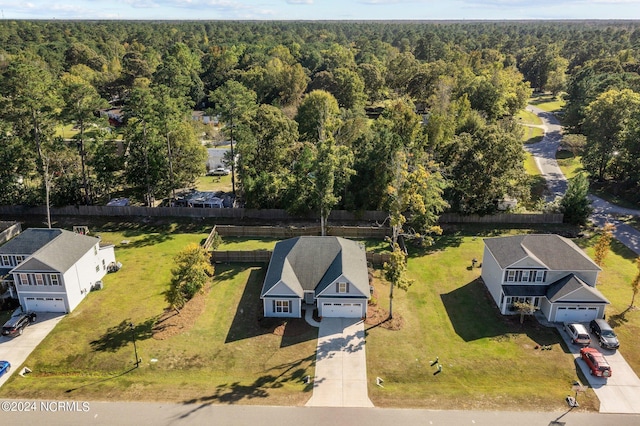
(208, 167, 230, 176)
(1, 310, 37, 337)
(563, 322, 591, 346)
(580, 347, 612, 378)
(0, 361, 10, 378)
(589, 319, 620, 350)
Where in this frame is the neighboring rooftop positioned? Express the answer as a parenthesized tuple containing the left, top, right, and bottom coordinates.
(2, 228, 100, 274)
(484, 234, 601, 271)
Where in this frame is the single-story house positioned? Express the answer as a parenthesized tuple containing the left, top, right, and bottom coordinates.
(481, 234, 609, 323)
(261, 236, 370, 319)
(0, 228, 116, 313)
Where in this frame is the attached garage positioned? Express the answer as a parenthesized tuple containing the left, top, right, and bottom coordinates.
(24, 296, 66, 313)
(319, 300, 366, 318)
(554, 306, 599, 323)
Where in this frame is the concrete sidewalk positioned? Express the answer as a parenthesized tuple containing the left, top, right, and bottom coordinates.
(306, 317, 373, 407)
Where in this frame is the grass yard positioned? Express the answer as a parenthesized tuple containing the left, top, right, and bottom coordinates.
(516, 109, 543, 126)
(195, 174, 233, 193)
(218, 237, 391, 254)
(3, 223, 639, 411)
(529, 94, 566, 112)
(0, 226, 317, 405)
(521, 125, 544, 144)
(366, 227, 640, 411)
(523, 152, 546, 209)
(556, 151, 584, 180)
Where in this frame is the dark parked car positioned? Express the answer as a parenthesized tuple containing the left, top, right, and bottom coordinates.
(1, 311, 37, 337)
(590, 319, 620, 350)
(580, 347, 612, 378)
(0, 361, 10, 378)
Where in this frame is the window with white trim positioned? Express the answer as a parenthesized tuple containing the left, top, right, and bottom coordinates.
(1, 255, 9, 266)
(50, 275, 59, 286)
(19, 273, 29, 285)
(35, 274, 44, 285)
(16, 255, 24, 263)
(521, 270, 530, 282)
(534, 271, 545, 282)
(338, 282, 348, 293)
(275, 300, 290, 313)
(506, 270, 516, 282)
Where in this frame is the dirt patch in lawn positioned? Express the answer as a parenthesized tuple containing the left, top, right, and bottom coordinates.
(366, 303, 404, 330)
(152, 285, 209, 340)
(262, 317, 311, 337)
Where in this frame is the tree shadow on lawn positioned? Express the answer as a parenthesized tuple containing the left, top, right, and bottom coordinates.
(90, 317, 156, 352)
(177, 355, 315, 417)
(441, 278, 561, 348)
(224, 268, 317, 347)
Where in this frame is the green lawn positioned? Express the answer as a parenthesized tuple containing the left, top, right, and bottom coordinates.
(195, 174, 233, 193)
(55, 124, 79, 139)
(4, 225, 639, 411)
(523, 152, 546, 210)
(521, 125, 544, 144)
(516, 109, 543, 126)
(0, 227, 316, 404)
(366, 228, 640, 411)
(529, 94, 566, 112)
(556, 152, 584, 180)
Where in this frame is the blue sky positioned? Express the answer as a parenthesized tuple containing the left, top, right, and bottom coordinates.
(1, 0, 640, 20)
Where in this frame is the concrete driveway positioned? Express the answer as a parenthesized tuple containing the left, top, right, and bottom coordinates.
(0, 312, 65, 388)
(305, 317, 373, 407)
(558, 324, 640, 414)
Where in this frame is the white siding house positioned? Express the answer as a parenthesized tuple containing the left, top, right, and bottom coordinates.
(481, 234, 608, 323)
(261, 237, 370, 319)
(0, 228, 116, 313)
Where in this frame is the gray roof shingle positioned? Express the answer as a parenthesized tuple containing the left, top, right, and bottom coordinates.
(546, 274, 609, 303)
(261, 236, 369, 298)
(7, 228, 100, 274)
(484, 234, 600, 271)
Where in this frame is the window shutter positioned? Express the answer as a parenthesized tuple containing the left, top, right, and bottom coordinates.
(346, 283, 350, 293)
(272, 300, 275, 312)
(336, 283, 339, 293)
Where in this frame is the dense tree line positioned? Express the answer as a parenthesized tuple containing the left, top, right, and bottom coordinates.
(1, 20, 639, 217)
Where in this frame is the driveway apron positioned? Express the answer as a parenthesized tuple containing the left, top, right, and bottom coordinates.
(306, 317, 373, 407)
(0, 313, 65, 388)
(558, 325, 640, 414)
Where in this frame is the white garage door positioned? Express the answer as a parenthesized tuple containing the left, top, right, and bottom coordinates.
(322, 302, 363, 318)
(555, 306, 598, 323)
(25, 297, 65, 312)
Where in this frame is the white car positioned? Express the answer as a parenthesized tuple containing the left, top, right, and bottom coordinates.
(563, 322, 591, 346)
(209, 167, 230, 176)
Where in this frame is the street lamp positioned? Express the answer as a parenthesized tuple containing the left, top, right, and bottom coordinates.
(129, 322, 141, 368)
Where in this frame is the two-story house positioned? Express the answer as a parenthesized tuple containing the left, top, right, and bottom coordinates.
(481, 234, 609, 323)
(260, 236, 370, 319)
(0, 228, 116, 313)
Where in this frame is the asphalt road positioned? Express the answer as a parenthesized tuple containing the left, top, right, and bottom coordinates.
(1, 401, 640, 426)
(524, 105, 640, 256)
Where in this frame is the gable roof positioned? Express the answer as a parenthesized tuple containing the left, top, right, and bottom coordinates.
(7, 228, 99, 274)
(484, 234, 600, 272)
(261, 236, 368, 298)
(546, 273, 610, 304)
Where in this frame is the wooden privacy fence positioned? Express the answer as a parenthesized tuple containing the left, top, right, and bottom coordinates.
(211, 250, 391, 266)
(214, 225, 389, 238)
(439, 213, 564, 224)
(0, 205, 562, 225)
